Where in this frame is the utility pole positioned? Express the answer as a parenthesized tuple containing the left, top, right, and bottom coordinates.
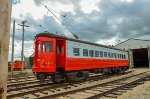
(0, 0, 12, 98)
(11, 20, 15, 77)
(18, 21, 29, 72)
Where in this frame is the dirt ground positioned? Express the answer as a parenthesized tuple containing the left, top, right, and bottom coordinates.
(118, 81, 150, 99)
(7, 68, 150, 99)
(118, 68, 150, 99)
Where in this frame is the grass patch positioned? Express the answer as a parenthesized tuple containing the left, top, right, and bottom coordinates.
(8, 69, 33, 78)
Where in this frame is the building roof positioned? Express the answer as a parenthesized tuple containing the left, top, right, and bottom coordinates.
(115, 38, 150, 47)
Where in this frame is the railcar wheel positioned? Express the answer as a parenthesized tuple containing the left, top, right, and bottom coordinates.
(51, 75, 57, 83)
(65, 71, 89, 82)
(36, 73, 47, 81)
(84, 72, 89, 81)
(51, 74, 65, 83)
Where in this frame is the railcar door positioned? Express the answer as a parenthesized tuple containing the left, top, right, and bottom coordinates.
(56, 40, 66, 67)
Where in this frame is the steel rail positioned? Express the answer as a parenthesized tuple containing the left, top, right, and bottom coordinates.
(34, 72, 148, 99)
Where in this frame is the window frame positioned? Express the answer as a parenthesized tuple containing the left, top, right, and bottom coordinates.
(104, 52, 107, 57)
(108, 52, 111, 58)
(83, 49, 88, 57)
(57, 46, 64, 54)
(95, 51, 99, 57)
(73, 48, 80, 56)
(114, 53, 117, 58)
(100, 51, 103, 57)
(89, 50, 94, 57)
(42, 41, 53, 53)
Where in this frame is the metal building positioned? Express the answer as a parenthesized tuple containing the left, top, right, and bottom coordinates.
(114, 38, 150, 68)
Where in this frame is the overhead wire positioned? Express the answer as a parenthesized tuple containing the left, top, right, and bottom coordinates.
(36, 1, 78, 38)
(37, 1, 111, 36)
(44, 5, 73, 34)
(11, 18, 46, 32)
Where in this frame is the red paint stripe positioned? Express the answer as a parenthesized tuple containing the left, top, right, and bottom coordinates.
(66, 58, 128, 71)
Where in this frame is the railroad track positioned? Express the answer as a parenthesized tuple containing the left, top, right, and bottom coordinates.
(86, 74, 150, 99)
(7, 73, 108, 92)
(7, 79, 51, 92)
(7, 71, 135, 99)
(7, 76, 35, 84)
(7, 74, 108, 94)
(35, 72, 150, 99)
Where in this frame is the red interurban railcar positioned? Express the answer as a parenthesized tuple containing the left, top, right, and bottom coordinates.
(32, 32, 129, 82)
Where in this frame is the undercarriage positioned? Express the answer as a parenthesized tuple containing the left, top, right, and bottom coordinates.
(34, 66, 129, 82)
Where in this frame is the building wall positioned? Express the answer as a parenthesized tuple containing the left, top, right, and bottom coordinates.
(128, 49, 134, 68)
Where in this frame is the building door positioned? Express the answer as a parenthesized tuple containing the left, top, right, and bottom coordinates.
(133, 48, 149, 67)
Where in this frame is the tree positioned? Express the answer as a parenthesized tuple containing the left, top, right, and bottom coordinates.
(0, 0, 12, 98)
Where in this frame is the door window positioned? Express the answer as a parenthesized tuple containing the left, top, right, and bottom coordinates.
(42, 42, 53, 52)
(57, 46, 63, 54)
(38, 43, 41, 53)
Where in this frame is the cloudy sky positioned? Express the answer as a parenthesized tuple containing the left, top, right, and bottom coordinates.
(9, 0, 150, 60)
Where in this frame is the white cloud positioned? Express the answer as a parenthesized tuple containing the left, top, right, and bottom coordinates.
(107, 17, 124, 31)
(80, 0, 100, 13)
(12, 0, 47, 20)
(120, 0, 134, 3)
(96, 37, 117, 46)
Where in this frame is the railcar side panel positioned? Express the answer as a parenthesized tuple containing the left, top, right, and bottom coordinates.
(65, 40, 128, 71)
(66, 58, 128, 71)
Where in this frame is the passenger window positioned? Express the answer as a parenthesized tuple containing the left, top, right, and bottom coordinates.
(100, 51, 103, 57)
(108, 52, 111, 58)
(89, 50, 94, 57)
(73, 48, 80, 56)
(95, 51, 99, 57)
(124, 55, 126, 59)
(111, 53, 113, 58)
(120, 54, 122, 59)
(114, 53, 117, 58)
(118, 54, 120, 58)
(104, 52, 107, 57)
(123, 55, 125, 59)
(42, 42, 53, 52)
(83, 49, 88, 56)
